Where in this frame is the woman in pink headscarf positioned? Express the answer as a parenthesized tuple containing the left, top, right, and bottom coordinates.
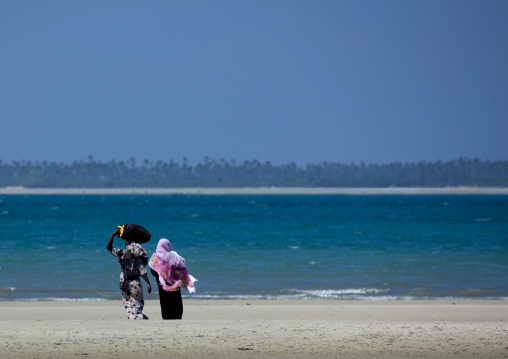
(149, 238, 197, 319)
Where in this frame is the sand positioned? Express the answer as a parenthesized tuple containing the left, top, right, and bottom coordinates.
(0, 300, 506, 359)
(1, 186, 508, 195)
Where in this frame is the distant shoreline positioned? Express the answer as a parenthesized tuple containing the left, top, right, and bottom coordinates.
(1, 186, 508, 195)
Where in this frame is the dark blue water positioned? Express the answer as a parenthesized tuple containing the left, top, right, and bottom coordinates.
(0, 194, 507, 300)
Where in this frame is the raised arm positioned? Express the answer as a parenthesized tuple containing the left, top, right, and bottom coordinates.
(106, 227, 120, 252)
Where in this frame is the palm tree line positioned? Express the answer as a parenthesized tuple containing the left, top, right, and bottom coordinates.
(0, 157, 507, 188)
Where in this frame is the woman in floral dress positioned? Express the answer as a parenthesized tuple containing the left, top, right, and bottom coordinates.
(107, 227, 152, 320)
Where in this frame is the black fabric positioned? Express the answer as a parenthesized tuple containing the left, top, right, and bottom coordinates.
(151, 268, 183, 320)
(120, 224, 151, 243)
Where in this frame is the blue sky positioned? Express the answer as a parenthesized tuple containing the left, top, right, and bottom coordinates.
(1, 1, 507, 166)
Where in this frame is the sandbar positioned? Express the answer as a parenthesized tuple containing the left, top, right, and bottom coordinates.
(1, 186, 508, 195)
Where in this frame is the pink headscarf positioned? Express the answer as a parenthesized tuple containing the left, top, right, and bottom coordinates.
(155, 238, 186, 268)
(149, 238, 197, 293)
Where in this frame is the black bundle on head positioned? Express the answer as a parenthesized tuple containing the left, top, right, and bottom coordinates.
(118, 223, 151, 243)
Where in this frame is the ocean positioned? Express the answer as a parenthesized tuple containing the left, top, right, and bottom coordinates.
(1, 194, 507, 301)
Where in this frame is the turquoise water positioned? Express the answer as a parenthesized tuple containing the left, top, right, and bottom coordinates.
(0, 194, 507, 300)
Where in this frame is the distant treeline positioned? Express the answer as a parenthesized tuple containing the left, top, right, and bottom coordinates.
(1, 157, 507, 188)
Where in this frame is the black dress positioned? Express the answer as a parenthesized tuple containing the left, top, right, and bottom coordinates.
(150, 268, 183, 319)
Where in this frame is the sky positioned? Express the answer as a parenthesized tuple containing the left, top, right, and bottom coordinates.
(1, 1, 507, 166)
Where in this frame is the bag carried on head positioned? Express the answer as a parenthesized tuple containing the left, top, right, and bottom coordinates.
(117, 223, 151, 244)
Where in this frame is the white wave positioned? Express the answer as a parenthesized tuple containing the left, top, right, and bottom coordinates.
(189, 294, 266, 300)
(22, 297, 109, 302)
(4, 293, 507, 301)
(294, 288, 389, 297)
(0, 287, 16, 291)
(186, 288, 393, 301)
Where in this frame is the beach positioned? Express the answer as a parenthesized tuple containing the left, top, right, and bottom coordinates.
(2, 190, 507, 358)
(1, 300, 507, 359)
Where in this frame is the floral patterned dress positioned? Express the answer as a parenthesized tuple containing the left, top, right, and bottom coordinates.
(111, 240, 149, 320)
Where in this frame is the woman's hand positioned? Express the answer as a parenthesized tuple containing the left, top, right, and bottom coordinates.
(141, 274, 152, 294)
(112, 227, 120, 236)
